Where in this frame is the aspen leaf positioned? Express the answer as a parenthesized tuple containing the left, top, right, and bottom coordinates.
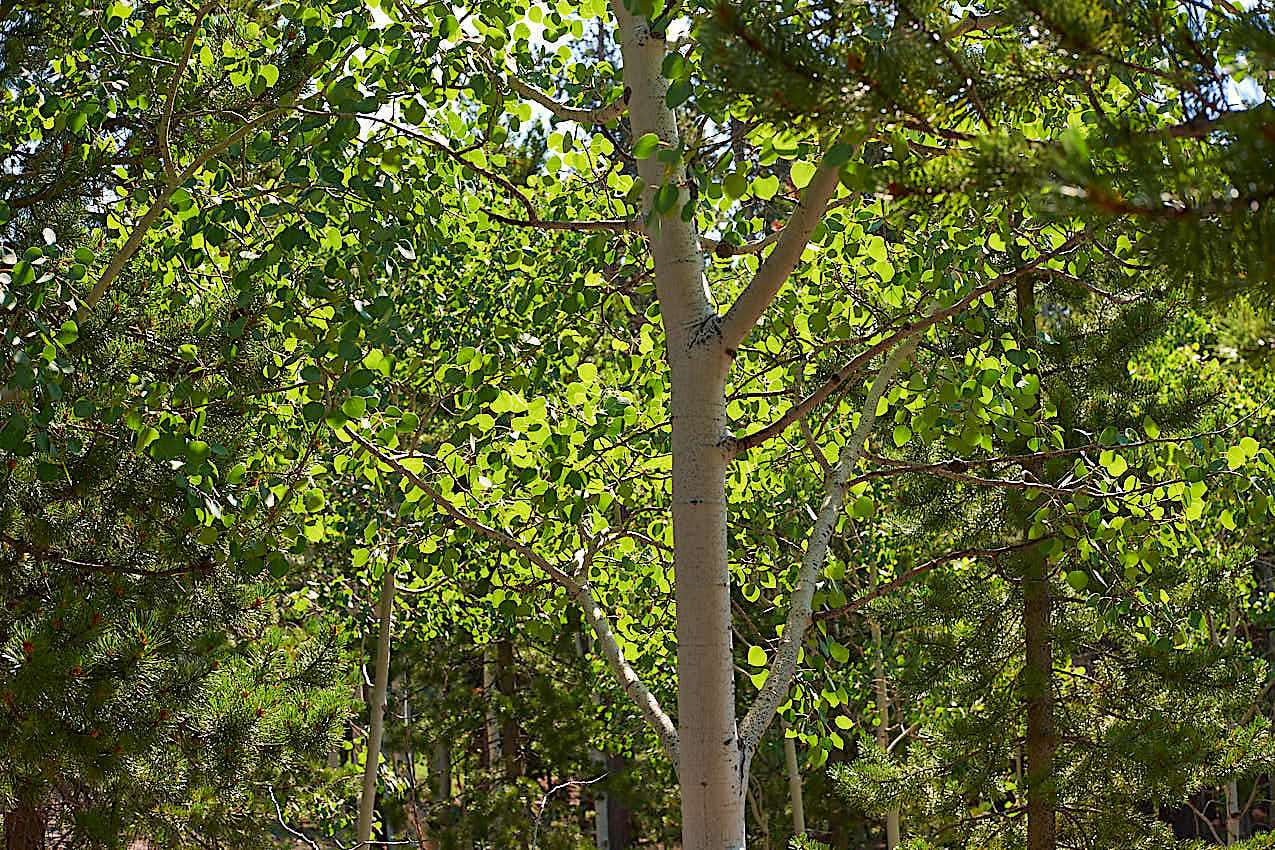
(747, 645, 767, 667)
(633, 133, 660, 159)
(790, 160, 816, 189)
(753, 175, 779, 199)
(851, 496, 875, 519)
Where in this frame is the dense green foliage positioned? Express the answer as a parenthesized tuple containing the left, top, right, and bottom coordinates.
(1, 0, 1273, 846)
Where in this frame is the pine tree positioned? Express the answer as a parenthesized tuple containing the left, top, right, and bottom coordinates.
(0, 0, 352, 845)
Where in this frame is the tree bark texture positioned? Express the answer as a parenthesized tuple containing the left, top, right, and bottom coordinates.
(495, 638, 523, 779)
(3, 802, 45, 850)
(614, 6, 746, 848)
(870, 559, 899, 849)
(1018, 276, 1055, 850)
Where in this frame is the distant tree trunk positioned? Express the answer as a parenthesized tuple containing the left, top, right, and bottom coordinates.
(870, 561, 899, 849)
(1226, 779, 1240, 844)
(745, 777, 771, 850)
(482, 645, 502, 770)
(604, 753, 634, 849)
(357, 566, 396, 847)
(1016, 273, 1055, 850)
(1023, 560, 1056, 850)
(4, 801, 45, 850)
(431, 737, 452, 800)
(495, 638, 523, 779)
(780, 719, 805, 837)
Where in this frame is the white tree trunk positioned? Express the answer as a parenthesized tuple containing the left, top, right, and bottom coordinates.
(614, 6, 746, 848)
(780, 719, 805, 837)
(483, 645, 502, 769)
(1226, 779, 1240, 844)
(357, 567, 396, 847)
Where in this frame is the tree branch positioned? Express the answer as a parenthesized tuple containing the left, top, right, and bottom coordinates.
(720, 137, 850, 349)
(159, 0, 217, 185)
(726, 228, 1092, 458)
(505, 72, 627, 124)
(342, 427, 680, 765)
(812, 538, 1054, 623)
(486, 211, 640, 233)
(76, 106, 289, 324)
(737, 335, 918, 755)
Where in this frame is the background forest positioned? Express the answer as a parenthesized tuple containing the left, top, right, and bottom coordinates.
(2, 0, 1275, 847)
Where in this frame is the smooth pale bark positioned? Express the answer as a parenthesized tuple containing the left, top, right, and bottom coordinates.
(870, 562, 900, 849)
(357, 567, 396, 847)
(741, 339, 919, 755)
(594, 782, 610, 850)
(780, 720, 805, 837)
(482, 646, 502, 769)
(1226, 780, 1240, 843)
(613, 5, 745, 847)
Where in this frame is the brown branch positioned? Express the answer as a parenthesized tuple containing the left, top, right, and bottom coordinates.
(0, 534, 209, 578)
(505, 72, 627, 125)
(726, 228, 1092, 457)
(813, 538, 1052, 623)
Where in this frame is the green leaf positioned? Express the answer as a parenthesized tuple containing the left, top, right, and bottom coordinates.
(892, 425, 912, 447)
(342, 396, 367, 418)
(851, 496, 875, 519)
(723, 172, 747, 200)
(753, 175, 779, 200)
(12, 262, 35, 287)
(302, 401, 326, 423)
(790, 161, 816, 189)
(1065, 570, 1089, 592)
(666, 78, 692, 108)
(747, 645, 767, 667)
(136, 426, 159, 452)
(0, 415, 28, 452)
(633, 133, 660, 159)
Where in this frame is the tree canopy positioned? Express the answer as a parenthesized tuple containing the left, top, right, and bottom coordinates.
(2, 0, 1275, 847)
